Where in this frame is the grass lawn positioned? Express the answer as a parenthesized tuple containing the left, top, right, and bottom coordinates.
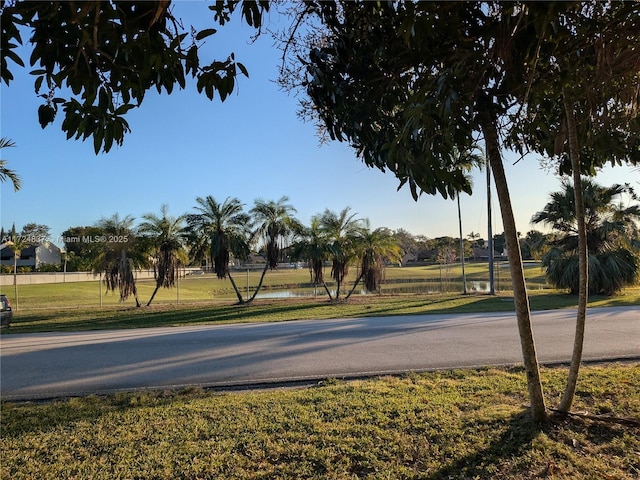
(2, 287, 638, 334)
(1, 263, 550, 310)
(2, 364, 639, 479)
(1, 263, 638, 334)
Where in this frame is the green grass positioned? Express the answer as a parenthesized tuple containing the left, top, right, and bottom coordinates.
(3, 284, 639, 334)
(1, 263, 551, 310)
(3, 287, 638, 334)
(2, 364, 638, 479)
(2, 263, 637, 334)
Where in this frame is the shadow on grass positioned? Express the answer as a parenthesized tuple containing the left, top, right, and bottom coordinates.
(426, 409, 638, 479)
(7, 300, 335, 333)
(426, 410, 540, 479)
(5, 289, 637, 335)
(0, 388, 195, 438)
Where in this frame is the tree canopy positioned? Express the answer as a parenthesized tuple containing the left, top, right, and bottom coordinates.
(1, 0, 268, 153)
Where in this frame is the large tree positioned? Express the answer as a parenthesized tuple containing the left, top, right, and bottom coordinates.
(531, 179, 640, 295)
(505, 1, 640, 414)
(138, 204, 188, 306)
(93, 213, 146, 307)
(318, 207, 366, 301)
(289, 1, 640, 420)
(291, 215, 328, 288)
(19, 223, 51, 244)
(1, 1, 269, 153)
(61, 225, 106, 271)
(186, 195, 251, 304)
(346, 224, 402, 298)
(248, 196, 301, 303)
(285, 1, 548, 421)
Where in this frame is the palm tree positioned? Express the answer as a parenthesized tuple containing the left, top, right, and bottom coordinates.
(6, 232, 27, 310)
(138, 205, 188, 306)
(345, 224, 403, 298)
(319, 207, 366, 300)
(291, 215, 328, 287)
(93, 213, 146, 307)
(0, 138, 22, 191)
(186, 196, 251, 304)
(531, 179, 640, 295)
(248, 196, 302, 303)
(452, 148, 481, 294)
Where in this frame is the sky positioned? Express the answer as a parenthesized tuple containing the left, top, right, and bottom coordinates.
(1, 2, 638, 248)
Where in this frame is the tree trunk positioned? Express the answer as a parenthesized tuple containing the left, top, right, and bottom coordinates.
(227, 270, 246, 304)
(558, 93, 588, 413)
(246, 263, 269, 303)
(322, 281, 334, 301)
(479, 109, 547, 423)
(147, 284, 161, 307)
(345, 271, 365, 300)
(13, 254, 18, 311)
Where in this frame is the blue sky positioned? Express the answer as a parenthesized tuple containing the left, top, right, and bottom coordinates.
(1, 2, 637, 246)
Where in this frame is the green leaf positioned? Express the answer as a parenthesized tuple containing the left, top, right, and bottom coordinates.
(237, 62, 249, 78)
(37, 104, 56, 128)
(195, 28, 217, 41)
(114, 104, 135, 115)
(7, 49, 25, 67)
(34, 75, 44, 93)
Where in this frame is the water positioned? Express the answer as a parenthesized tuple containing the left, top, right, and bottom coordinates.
(254, 281, 493, 298)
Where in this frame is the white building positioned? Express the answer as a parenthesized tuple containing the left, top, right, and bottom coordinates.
(0, 241, 61, 270)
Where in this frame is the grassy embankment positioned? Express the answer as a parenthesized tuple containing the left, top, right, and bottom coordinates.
(2, 264, 638, 334)
(2, 364, 639, 479)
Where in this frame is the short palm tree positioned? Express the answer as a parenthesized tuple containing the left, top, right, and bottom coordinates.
(346, 224, 403, 298)
(291, 215, 327, 287)
(138, 205, 188, 306)
(531, 178, 640, 295)
(186, 196, 251, 304)
(319, 207, 366, 300)
(93, 213, 146, 306)
(248, 196, 302, 303)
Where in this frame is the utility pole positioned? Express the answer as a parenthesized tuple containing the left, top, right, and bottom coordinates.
(457, 195, 468, 294)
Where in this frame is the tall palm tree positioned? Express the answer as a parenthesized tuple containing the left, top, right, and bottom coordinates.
(531, 179, 640, 295)
(319, 207, 366, 300)
(345, 224, 403, 298)
(138, 205, 188, 306)
(93, 213, 146, 307)
(186, 196, 251, 304)
(248, 196, 302, 303)
(451, 148, 481, 294)
(0, 138, 21, 191)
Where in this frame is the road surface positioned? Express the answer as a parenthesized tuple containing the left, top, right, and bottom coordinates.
(1, 306, 638, 400)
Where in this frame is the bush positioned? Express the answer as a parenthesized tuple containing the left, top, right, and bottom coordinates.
(37, 263, 61, 272)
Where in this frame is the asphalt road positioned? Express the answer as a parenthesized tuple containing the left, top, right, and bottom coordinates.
(1, 306, 638, 400)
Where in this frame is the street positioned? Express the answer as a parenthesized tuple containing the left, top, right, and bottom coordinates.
(1, 306, 638, 400)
